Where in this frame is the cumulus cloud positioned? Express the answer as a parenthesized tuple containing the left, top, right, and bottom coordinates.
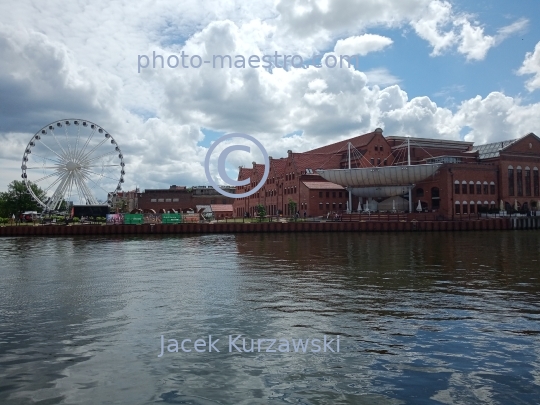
(333, 34, 393, 56)
(410, 1, 528, 61)
(518, 41, 540, 91)
(410, 0, 456, 56)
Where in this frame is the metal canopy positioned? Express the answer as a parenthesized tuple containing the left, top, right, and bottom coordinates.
(349, 186, 411, 198)
(317, 164, 442, 188)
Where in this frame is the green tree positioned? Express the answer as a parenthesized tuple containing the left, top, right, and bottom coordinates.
(288, 198, 297, 220)
(0, 180, 47, 218)
(256, 203, 266, 222)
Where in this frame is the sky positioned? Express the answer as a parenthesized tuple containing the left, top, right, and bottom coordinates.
(0, 0, 539, 198)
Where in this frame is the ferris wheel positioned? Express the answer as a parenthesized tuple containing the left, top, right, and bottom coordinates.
(21, 119, 125, 211)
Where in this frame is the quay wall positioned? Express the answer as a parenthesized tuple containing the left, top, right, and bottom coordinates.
(1, 218, 538, 237)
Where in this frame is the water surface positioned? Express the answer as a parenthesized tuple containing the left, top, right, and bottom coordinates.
(0, 231, 539, 404)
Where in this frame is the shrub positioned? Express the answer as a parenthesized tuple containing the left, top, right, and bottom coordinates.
(72, 217, 80, 223)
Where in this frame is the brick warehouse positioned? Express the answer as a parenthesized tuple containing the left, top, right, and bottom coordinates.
(232, 129, 540, 219)
(138, 185, 235, 212)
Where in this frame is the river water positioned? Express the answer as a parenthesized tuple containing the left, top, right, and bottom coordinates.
(0, 231, 539, 404)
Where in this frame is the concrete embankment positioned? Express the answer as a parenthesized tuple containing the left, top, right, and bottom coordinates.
(2, 218, 536, 237)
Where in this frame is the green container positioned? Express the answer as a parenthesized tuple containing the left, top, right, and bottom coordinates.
(124, 214, 144, 225)
(161, 213, 182, 224)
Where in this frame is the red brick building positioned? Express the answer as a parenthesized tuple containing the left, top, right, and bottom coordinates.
(232, 129, 540, 219)
(138, 185, 235, 212)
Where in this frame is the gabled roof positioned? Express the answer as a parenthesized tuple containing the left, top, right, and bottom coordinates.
(306, 131, 378, 155)
(270, 158, 288, 177)
(291, 152, 342, 172)
(475, 139, 517, 160)
(475, 133, 539, 160)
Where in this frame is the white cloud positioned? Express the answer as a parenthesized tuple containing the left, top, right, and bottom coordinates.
(364, 68, 401, 87)
(333, 34, 393, 56)
(410, 0, 456, 56)
(411, 1, 528, 61)
(518, 41, 540, 91)
(456, 19, 495, 61)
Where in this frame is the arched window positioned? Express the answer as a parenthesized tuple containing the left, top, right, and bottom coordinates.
(483, 181, 489, 195)
(508, 166, 515, 196)
(455, 201, 461, 214)
(476, 181, 482, 194)
(454, 180, 460, 194)
(517, 166, 523, 196)
(525, 167, 531, 196)
(462, 180, 468, 194)
(470, 201, 475, 214)
(462, 201, 468, 214)
(490, 181, 495, 195)
(534, 167, 539, 197)
(416, 188, 424, 197)
(469, 181, 475, 194)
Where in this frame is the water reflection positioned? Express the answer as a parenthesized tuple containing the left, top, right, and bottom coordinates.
(0, 232, 539, 404)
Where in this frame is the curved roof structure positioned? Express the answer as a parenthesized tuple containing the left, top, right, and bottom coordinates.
(349, 186, 411, 198)
(317, 164, 442, 187)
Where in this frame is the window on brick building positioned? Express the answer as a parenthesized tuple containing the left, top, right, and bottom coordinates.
(455, 181, 460, 194)
(483, 181, 489, 195)
(462, 201, 468, 214)
(525, 167, 531, 196)
(517, 166, 523, 196)
(377, 158, 381, 166)
(173, 198, 179, 202)
(319, 191, 322, 198)
(490, 182, 495, 195)
(462, 181, 467, 194)
(339, 203, 342, 209)
(508, 166, 515, 196)
(370, 158, 375, 166)
(319, 203, 323, 210)
(416, 188, 424, 197)
(476, 181, 482, 194)
(534, 168, 539, 196)
(165, 198, 171, 202)
(470, 201, 475, 214)
(326, 192, 329, 197)
(158, 198, 164, 202)
(150, 198, 157, 202)
(384, 159, 387, 166)
(375, 145, 378, 151)
(332, 192, 336, 198)
(455, 201, 460, 214)
(469, 182, 474, 194)
(332, 203, 336, 210)
(339, 192, 342, 198)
